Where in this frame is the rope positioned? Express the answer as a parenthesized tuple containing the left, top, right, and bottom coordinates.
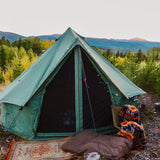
(80, 49, 101, 153)
(8, 107, 23, 129)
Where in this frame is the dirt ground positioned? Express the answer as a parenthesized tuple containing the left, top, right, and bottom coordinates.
(0, 94, 160, 160)
(125, 94, 160, 160)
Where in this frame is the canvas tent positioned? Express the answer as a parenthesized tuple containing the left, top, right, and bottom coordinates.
(0, 28, 145, 140)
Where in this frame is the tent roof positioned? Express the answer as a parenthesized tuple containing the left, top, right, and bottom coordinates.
(0, 28, 146, 106)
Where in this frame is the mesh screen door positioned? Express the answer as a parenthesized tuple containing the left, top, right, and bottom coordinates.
(82, 52, 113, 129)
(37, 53, 76, 133)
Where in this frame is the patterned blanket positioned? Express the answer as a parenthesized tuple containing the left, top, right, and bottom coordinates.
(4, 137, 74, 160)
(117, 105, 146, 150)
(119, 105, 141, 124)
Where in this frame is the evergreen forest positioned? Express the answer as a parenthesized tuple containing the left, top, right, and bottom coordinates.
(0, 36, 160, 96)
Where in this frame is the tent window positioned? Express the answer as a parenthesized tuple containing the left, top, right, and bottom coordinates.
(37, 52, 76, 133)
(82, 52, 113, 129)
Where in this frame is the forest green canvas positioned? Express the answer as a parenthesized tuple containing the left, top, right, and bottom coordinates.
(0, 28, 146, 140)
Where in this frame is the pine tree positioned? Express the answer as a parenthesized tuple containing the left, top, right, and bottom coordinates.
(18, 38, 22, 48)
(0, 36, 6, 45)
(0, 70, 4, 83)
(0, 46, 7, 70)
(119, 52, 124, 57)
(116, 51, 120, 57)
(28, 48, 35, 61)
(137, 49, 144, 62)
(12, 58, 24, 81)
(33, 37, 42, 55)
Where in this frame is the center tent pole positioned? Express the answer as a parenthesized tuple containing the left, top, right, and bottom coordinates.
(74, 46, 83, 134)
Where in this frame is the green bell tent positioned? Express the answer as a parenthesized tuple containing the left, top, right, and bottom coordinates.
(0, 28, 145, 140)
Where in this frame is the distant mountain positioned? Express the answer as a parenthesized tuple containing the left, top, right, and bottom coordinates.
(28, 34, 60, 41)
(130, 37, 149, 42)
(1, 31, 160, 53)
(85, 37, 160, 53)
(0, 31, 60, 42)
(0, 31, 25, 41)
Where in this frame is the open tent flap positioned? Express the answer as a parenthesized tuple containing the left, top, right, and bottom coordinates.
(34, 46, 115, 138)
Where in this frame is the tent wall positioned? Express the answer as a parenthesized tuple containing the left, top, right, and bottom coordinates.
(1, 103, 35, 139)
(0, 87, 46, 139)
(106, 79, 138, 106)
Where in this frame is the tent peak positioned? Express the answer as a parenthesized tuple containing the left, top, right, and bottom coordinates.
(66, 27, 79, 36)
(65, 27, 85, 40)
(66, 27, 76, 32)
(67, 27, 73, 31)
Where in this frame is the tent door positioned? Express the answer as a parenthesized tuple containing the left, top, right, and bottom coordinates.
(37, 52, 76, 133)
(81, 50, 113, 130)
(36, 47, 113, 136)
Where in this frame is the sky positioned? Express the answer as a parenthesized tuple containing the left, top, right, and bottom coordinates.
(0, 0, 160, 41)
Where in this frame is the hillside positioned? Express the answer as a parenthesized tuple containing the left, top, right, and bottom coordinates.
(130, 37, 149, 42)
(1, 31, 160, 53)
(0, 31, 25, 42)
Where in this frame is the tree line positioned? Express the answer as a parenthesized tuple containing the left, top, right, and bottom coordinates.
(95, 47, 160, 95)
(0, 36, 54, 85)
(0, 36, 160, 96)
